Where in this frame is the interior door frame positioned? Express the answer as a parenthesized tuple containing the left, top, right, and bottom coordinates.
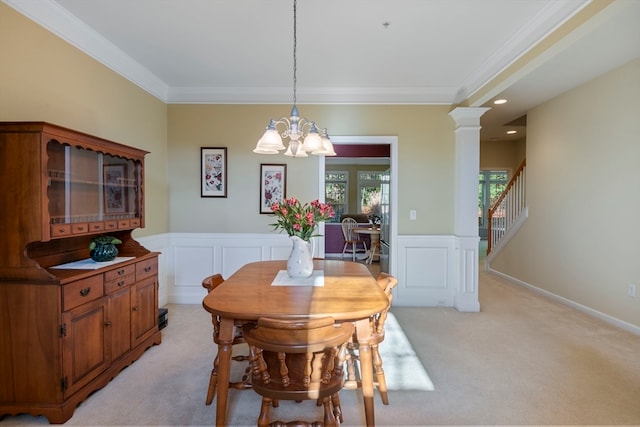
(317, 136, 398, 274)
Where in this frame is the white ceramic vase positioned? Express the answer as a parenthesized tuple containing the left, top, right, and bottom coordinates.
(287, 235, 314, 278)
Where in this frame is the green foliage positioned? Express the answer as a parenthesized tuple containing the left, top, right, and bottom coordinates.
(89, 236, 123, 251)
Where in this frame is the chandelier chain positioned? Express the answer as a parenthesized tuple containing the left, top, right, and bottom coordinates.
(292, 0, 297, 106)
(253, 0, 336, 157)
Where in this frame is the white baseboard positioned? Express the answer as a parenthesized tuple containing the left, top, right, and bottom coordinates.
(487, 268, 640, 336)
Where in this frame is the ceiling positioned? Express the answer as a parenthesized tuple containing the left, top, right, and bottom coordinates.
(5, 0, 640, 142)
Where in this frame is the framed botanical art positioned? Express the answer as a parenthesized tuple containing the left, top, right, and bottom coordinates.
(103, 164, 127, 214)
(201, 147, 227, 198)
(259, 163, 286, 214)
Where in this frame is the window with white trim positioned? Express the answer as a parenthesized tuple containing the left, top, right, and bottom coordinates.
(358, 171, 385, 220)
(325, 171, 348, 223)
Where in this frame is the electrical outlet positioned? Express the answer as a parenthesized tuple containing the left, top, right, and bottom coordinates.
(628, 284, 637, 298)
(409, 210, 417, 220)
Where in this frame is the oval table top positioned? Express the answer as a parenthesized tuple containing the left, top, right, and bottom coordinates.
(202, 259, 389, 322)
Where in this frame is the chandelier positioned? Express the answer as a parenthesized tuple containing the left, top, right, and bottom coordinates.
(253, 0, 335, 157)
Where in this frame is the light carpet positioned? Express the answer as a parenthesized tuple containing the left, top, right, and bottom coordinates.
(379, 313, 434, 391)
(4, 271, 640, 426)
(2, 306, 432, 426)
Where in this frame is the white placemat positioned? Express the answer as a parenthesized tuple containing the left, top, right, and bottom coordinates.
(271, 270, 325, 287)
(50, 257, 135, 270)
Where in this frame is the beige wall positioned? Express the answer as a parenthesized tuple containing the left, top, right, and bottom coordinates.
(491, 58, 640, 327)
(167, 104, 456, 235)
(0, 3, 169, 237)
(480, 139, 526, 175)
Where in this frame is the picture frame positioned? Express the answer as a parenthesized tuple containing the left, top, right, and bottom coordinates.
(259, 163, 287, 214)
(201, 147, 227, 198)
(103, 164, 127, 214)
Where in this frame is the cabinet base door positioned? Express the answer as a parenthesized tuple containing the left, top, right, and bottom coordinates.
(108, 286, 132, 360)
(132, 276, 158, 347)
(62, 299, 109, 398)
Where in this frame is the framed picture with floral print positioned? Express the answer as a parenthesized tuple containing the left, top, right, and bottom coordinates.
(259, 163, 286, 214)
(103, 164, 127, 214)
(201, 147, 227, 197)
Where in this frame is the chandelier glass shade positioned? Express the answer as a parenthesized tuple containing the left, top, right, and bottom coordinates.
(253, 0, 335, 158)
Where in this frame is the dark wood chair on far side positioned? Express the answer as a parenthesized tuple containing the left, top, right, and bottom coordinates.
(344, 272, 398, 405)
(242, 317, 354, 427)
(201, 274, 251, 405)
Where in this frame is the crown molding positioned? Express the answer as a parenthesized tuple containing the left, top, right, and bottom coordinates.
(456, 0, 591, 103)
(166, 85, 457, 105)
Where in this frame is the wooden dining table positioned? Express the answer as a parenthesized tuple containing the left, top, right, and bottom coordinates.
(202, 259, 389, 426)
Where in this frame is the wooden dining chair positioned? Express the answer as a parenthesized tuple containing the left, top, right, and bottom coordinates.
(344, 272, 398, 405)
(201, 274, 251, 405)
(341, 217, 367, 262)
(242, 317, 354, 427)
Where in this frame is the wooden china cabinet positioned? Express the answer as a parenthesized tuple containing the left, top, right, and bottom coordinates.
(0, 122, 162, 424)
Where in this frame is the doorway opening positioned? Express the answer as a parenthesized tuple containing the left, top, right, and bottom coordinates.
(317, 136, 398, 274)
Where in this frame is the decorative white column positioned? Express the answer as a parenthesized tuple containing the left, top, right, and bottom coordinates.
(449, 107, 489, 312)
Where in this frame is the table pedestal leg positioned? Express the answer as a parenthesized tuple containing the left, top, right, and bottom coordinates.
(355, 318, 375, 426)
(215, 318, 235, 427)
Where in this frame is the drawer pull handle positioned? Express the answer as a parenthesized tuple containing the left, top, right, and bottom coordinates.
(117, 269, 125, 276)
(144, 266, 152, 273)
(118, 280, 125, 287)
(132, 306, 139, 311)
(79, 287, 91, 297)
(104, 321, 112, 327)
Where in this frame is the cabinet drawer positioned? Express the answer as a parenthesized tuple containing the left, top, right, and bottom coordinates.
(129, 218, 141, 228)
(89, 222, 105, 232)
(51, 224, 71, 237)
(72, 223, 89, 234)
(63, 275, 104, 311)
(104, 264, 136, 294)
(104, 221, 118, 231)
(118, 219, 130, 229)
(136, 258, 158, 281)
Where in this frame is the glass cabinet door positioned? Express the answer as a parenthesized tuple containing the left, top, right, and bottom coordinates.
(47, 141, 142, 238)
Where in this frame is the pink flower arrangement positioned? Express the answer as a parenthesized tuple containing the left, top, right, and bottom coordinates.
(270, 197, 335, 241)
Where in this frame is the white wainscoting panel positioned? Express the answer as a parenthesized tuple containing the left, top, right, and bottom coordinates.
(455, 236, 481, 312)
(139, 233, 480, 310)
(393, 235, 457, 307)
(174, 246, 215, 286)
(167, 233, 291, 304)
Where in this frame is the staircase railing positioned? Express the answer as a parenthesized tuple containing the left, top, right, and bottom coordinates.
(487, 159, 526, 254)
